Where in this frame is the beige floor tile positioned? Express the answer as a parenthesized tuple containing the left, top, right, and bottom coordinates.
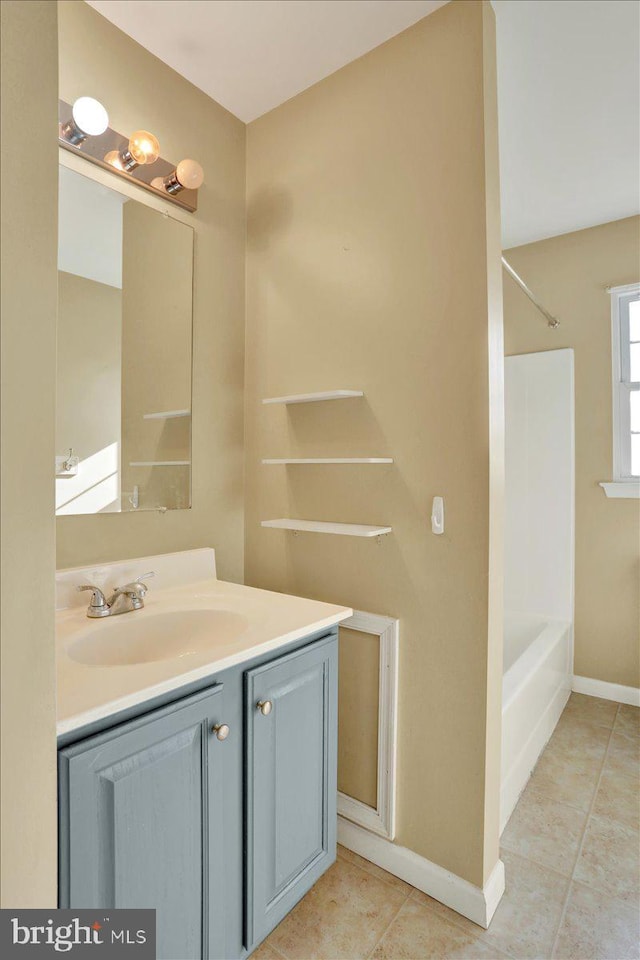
(337, 844, 412, 895)
(605, 730, 640, 783)
(592, 768, 640, 832)
(550, 712, 613, 760)
(251, 941, 286, 960)
(574, 814, 640, 905)
(408, 889, 482, 938)
(615, 705, 640, 739)
(370, 897, 508, 959)
(501, 787, 588, 876)
(529, 742, 603, 812)
(268, 856, 407, 960)
(552, 881, 640, 960)
(411, 850, 569, 960)
(562, 693, 619, 729)
(265, 697, 639, 960)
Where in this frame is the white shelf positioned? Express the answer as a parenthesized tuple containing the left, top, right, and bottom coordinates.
(261, 519, 392, 538)
(599, 481, 640, 499)
(262, 390, 364, 405)
(143, 409, 191, 420)
(129, 460, 191, 467)
(262, 458, 393, 465)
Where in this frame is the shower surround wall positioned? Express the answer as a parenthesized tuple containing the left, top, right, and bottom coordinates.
(504, 350, 574, 624)
(501, 349, 575, 828)
(245, 0, 504, 895)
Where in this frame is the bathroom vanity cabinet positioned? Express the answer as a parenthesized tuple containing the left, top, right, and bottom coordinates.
(58, 627, 338, 960)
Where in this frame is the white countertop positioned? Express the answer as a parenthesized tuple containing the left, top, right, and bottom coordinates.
(56, 552, 351, 737)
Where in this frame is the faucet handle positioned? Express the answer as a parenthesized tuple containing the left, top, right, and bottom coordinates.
(134, 571, 155, 584)
(114, 571, 155, 599)
(77, 584, 109, 617)
(129, 571, 155, 596)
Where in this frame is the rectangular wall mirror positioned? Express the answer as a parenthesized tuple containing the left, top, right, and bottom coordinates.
(56, 165, 194, 515)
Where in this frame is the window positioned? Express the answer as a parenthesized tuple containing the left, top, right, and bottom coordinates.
(610, 283, 640, 488)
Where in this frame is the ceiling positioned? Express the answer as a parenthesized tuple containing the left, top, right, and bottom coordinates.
(493, 0, 640, 247)
(87, 0, 639, 247)
(86, 0, 446, 123)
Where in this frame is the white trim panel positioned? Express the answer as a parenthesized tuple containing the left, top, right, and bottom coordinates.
(573, 675, 640, 707)
(338, 818, 505, 929)
(337, 610, 399, 840)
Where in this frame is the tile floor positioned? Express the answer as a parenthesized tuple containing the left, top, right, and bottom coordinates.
(255, 694, 640, 960)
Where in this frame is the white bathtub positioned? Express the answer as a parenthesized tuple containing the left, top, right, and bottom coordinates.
(500, 612, 572, 832)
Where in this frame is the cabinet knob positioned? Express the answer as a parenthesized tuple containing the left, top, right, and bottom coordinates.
(256, 700, 273, 716)
(212, 723, 230, 741)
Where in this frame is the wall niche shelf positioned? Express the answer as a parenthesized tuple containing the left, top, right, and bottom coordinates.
(262, 390, 363, 405)
(262, 458, 393, 465)
(129, 460, 191, 467)
(143, 409, 191, 420)
(261, 519, 392, 538)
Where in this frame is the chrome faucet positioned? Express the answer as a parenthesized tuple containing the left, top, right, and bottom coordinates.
(78, 572, 155, 618)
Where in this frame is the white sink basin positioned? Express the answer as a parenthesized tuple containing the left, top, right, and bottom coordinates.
(67, 609, 249, 666)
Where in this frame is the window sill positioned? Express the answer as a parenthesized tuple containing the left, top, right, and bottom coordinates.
(599, 481, 640, 499)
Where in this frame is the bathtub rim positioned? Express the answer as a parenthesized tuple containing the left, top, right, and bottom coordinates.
(503, 615, 572, 711)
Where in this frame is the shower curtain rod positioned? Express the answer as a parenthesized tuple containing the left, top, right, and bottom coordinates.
(501, 256, 560, 328)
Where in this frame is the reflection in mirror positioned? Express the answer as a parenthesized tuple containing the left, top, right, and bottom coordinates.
(56, 166, 193, 515)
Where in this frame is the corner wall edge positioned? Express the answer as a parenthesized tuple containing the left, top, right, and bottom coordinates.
(337, 818, 505, 929)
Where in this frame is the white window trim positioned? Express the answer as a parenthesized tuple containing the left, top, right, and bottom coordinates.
(601, 282, 640, 499)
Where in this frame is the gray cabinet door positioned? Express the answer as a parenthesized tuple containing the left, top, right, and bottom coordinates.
(59, 684, 228, 960)
(245, 633, 338, 949)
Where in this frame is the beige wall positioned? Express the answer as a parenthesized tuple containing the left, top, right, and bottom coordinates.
(504, 216, 640, 688)
(0, 0, 58, 907)
(245, 0, 503, 887)
(121, 201, 192, 511)
(338, 627, 379, 809)
(56, 0, 246, 581)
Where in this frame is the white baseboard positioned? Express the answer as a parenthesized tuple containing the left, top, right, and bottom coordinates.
(572, 675, 640, 707)
(338, 817, 505, 929)
(500, 683, 570, 834)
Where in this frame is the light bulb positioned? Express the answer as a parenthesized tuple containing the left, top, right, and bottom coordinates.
(72, 97, 109, 136)
(162, 158, 205, 195)
(104, 149, 124, 171)
(128, 130, 160, 165)
(175, 159, 204, 190)
(60, 97, 109, 144)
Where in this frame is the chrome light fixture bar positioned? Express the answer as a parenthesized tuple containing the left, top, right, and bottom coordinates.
(58, 99, 202, 213)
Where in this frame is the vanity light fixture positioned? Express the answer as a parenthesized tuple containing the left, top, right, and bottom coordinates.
(60, 97, 109, 145)
(58, 98, 202, 212)
(103, 149, 125, 171)
(151, 159, 205, 195)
